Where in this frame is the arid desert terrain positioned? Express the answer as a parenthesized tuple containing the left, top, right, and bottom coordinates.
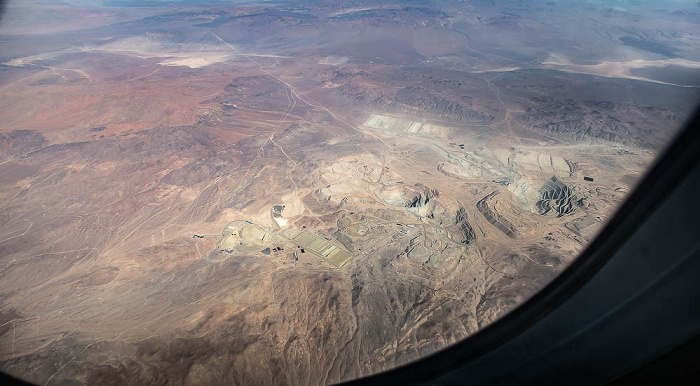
(1, 0, 699, 384)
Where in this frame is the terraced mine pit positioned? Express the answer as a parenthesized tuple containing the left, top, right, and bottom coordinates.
(1, 1, 696, 384)
(537, 177, 576, 217)
(455, 208, 477, 245)
(477, 191, 520, 239)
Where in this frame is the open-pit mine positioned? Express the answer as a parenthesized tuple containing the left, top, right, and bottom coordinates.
(1, 0, 698, 385)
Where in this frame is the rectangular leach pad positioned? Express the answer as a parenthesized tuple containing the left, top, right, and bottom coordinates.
(292, 230, 353, 267)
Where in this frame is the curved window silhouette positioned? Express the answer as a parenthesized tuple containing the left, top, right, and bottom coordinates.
(0, 1, 697, 384)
